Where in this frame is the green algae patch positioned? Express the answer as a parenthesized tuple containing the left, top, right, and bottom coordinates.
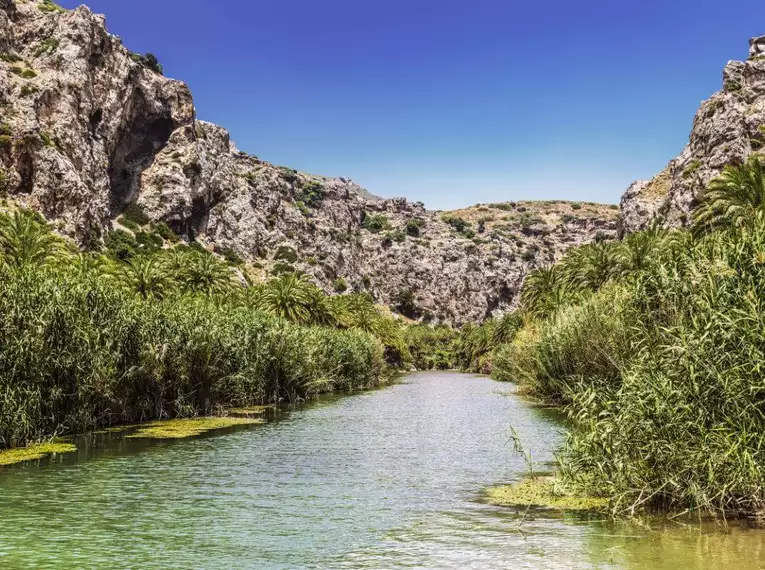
(126, 417, 263, 440)
(0, 442, 77, 466)
(228, 406, 273, 417)
(486, 476, 608, 512)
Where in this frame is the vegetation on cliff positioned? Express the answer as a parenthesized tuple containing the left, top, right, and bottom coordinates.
(465, 157, 765, 517)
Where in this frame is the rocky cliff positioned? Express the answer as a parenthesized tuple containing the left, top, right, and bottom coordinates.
(0, 0, 618, 324)
(621, 35, 765, 232)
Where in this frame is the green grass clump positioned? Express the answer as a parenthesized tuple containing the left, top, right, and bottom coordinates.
(683, 160, 702, 179)
(126, 417, 262, 440)
(35, 38, 60, 57)
(0, 53, 22, 64)
(38, 0, 65, 13)
(0, 442, 76, 466)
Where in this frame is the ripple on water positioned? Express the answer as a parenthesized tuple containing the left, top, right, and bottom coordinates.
(0, 372, 763, 569)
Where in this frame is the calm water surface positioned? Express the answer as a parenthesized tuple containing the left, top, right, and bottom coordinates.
(1, 372, 764, 569)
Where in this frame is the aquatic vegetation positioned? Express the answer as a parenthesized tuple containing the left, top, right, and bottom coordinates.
(486, 477, 607, 512)
(127, 417, 262, 440)
(0, 442, 76, 466)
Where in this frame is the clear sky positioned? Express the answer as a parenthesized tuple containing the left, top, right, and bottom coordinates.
(59, 0, 765, 209)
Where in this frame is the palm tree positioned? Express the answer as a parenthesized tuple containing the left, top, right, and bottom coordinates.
(492, 311, 522, 345)
(618, 229, 661, 275)
(564, 242, 620, 292)
(303, 284, 339, 327)
(521, 265, 563, 318)
(178, 251, 236, 296)
(118, 256, 173, 300)
(336, 293, 381, 333)
(692, 157, 765, 235)
(0, 210, 63, 268)
(257, 273, 312, 323)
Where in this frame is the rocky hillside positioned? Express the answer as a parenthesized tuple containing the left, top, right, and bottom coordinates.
(621, 35, 765, 232)
(0, 0, 618, 324)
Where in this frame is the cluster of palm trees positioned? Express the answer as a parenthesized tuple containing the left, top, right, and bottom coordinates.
(0, 209, 409, 359)
(519, 157, 765, 320)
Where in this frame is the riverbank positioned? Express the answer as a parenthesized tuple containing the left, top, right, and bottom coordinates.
(455, 163, 765, 518)
(0, 210, 402, 452)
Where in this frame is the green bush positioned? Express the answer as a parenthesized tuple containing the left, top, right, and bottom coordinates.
(121, 203, 150, 227)
(405, 218, 426, 237)
(362, 213, 390, 233)
(152, 221, 179, 243)
(131, 52, 163, 74)
(34, 38, 60, 57)
(275, 246, 298, 263)
(217, 246, 244, 266)
(441, 214, 471, 235)
(333, 277, 348, 292)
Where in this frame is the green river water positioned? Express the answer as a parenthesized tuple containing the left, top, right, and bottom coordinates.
(1, 372, 764, 569)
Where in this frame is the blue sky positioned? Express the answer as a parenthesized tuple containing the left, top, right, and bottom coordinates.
(60, 0, 765, 209)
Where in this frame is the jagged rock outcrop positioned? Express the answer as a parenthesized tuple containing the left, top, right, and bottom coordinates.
(0, 0, 618, 324)
(621, 35, 765, 232)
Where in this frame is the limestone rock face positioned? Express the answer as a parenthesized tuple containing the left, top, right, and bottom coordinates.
(0, 0, 618, 324)
(620, 36, 765, 232)
(751, 35, 765, 59)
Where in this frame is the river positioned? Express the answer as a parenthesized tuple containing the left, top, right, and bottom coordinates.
(0, 372, 764, 569)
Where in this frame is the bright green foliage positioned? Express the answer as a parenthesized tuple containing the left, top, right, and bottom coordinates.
(0, 210, 64, 268)
(115, 256, 173, 300)
(256, 273, 314, 323)
(0, 213, 388, 449)
(692, 157, 765, 235)
(404, 325, 457, 370)
(177, 251, 236, 296)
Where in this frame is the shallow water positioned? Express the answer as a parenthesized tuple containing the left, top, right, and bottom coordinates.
(1, 372, 764, 569)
